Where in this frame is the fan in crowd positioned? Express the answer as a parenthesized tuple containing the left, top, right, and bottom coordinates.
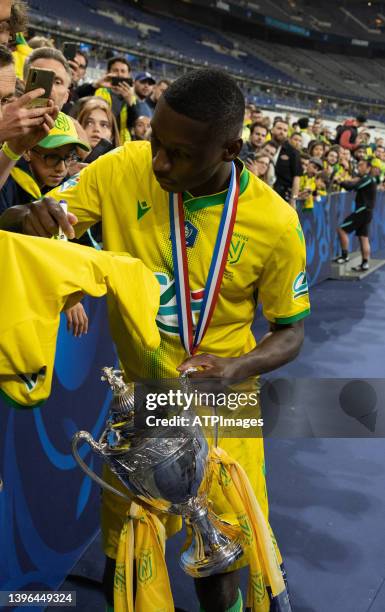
(77, 97, 120, 149)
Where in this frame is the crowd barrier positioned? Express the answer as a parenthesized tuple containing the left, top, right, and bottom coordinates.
(300, 189, 385, 286)
(1, 190, 384, 606)
(0, 298, 115, 603)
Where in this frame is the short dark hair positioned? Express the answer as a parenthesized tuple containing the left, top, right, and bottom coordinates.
(250, 121, 268, 135)
(356, 114, 367, 124)
(24, 47, 72, 81)
(273, 118, 288, 127)
(308, 140, 325, 155)
(163, 68, 245, 140)
(0, 44, 14, 68)
(298, 117, 309, 129)
(107, 56, 131, 72)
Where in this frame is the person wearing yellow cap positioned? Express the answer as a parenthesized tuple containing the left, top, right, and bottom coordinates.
(0, 111, 90, 213)
(0, 111, 91, 337)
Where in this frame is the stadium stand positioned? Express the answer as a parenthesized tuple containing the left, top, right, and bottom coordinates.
(26, 0, 385, 118)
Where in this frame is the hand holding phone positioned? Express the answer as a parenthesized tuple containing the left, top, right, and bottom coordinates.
(24, 67, 55, 108)
(110, 76, 133, 87)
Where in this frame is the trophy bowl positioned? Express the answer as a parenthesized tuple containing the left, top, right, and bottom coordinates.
(72, 367, 243, 577)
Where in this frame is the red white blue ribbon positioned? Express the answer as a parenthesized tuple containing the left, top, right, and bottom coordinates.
(169, 162, 240, 355)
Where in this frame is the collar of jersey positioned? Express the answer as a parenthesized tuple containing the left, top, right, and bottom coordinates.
(182, 163, 249, 212)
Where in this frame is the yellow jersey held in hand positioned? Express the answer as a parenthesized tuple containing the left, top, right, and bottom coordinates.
(0, 230, 160, 407)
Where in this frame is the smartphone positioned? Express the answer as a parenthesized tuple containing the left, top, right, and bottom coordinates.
(63, 42, 78, 61)
(85, 138, 115, 164)
(110, 76, 133, 87)
(24, 67, 55, 107)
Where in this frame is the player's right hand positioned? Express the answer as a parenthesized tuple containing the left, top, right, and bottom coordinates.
(22, 197, 78, 239)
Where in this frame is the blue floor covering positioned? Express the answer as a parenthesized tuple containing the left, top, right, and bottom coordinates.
(53, 267, 385, 612)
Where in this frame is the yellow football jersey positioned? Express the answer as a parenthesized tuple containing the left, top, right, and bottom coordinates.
(49, 141, 310, 566)
(0, 230, 160, 407)
(51, 140, 310, 381)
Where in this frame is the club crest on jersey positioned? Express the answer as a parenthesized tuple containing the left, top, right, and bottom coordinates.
(293, 271, 308, 299)
(155, 272, 203, 335)
(184, 221, 198, 247)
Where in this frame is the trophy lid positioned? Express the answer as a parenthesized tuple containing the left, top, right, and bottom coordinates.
(101, 367, 130, 396)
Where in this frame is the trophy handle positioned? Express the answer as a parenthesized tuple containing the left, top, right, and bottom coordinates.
(72, 431, 131, 501)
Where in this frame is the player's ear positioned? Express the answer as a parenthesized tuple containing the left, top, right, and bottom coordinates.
(223, 137, 243, 162)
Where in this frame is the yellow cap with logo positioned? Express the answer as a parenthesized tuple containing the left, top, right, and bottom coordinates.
(38, 112, 90, 151)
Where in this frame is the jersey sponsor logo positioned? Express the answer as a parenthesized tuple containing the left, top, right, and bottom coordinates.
(18, 367, 46, 392)
(155, 272, 203, 335)
(184, 220, 198, 247)
(228, 236, 247, 265)
(293, 271, 308, 299)
(137, 199, 151, 220)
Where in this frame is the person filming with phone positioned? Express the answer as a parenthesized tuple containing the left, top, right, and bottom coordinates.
(74, 56, 135, 143)
(0, 44, 59, 190)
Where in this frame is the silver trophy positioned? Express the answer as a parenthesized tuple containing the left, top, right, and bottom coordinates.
(72, 367, 243, 577)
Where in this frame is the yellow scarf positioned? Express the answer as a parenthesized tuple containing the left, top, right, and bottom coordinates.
(10, 166, 41, 200)
(12, 33, 33, 80)
(114, 502, 173, 612)
(95, 87, 131, 144)
(114, 446, 288, 612)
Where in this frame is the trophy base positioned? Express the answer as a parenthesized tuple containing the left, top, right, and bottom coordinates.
(179, 506, 243, 578)
(180, 538, 243, 578)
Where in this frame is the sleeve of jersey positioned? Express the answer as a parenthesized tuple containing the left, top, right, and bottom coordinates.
(257, 215, 311, 325)
(47, 158, 104, 238)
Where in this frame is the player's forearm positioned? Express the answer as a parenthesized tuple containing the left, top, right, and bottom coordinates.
(232, 321, 304, 378)
(0, 205, 29, 232)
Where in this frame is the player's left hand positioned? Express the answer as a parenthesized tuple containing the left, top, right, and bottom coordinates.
(177, 353, 238, 378)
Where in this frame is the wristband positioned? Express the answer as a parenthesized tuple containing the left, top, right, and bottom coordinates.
(2, 142, 21, 161)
